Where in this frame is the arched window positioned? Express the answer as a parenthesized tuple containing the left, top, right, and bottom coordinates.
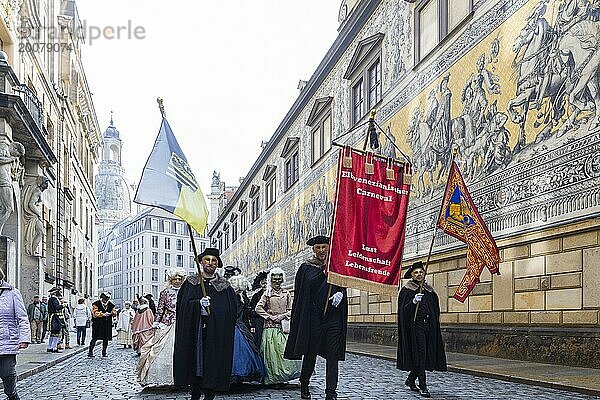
(109, 144, 119, 162)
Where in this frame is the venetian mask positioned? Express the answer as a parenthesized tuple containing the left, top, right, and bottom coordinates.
(271, 274, 283, 290)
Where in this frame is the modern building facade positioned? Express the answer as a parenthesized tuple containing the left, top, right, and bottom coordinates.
(0, 0, 101, 305)
(209, 0, 600, 367)
(97, 207, 209, 308)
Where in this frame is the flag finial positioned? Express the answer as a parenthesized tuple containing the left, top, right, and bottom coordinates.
(157, 97, 166, 118)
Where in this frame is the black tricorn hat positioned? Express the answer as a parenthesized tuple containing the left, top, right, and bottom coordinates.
(196, 247, 223, 268)
(99, 292, 111, 300)
(306, 235, 330, 246)
(224, 265, 241, 277)
(403, 261, 425, 279)
(252, 271, 268, 290)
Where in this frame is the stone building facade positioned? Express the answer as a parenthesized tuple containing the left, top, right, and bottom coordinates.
(209, 0, 600, 367)
(0, 0, 101, 306)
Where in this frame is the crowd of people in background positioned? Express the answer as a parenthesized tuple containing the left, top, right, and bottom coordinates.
(0, 232, 447, 400)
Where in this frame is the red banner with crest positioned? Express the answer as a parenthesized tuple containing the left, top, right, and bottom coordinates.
(437, 160, 500, 302)
(326, 147, 411, 295)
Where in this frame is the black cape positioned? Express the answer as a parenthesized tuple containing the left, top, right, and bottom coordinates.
(91, 300, 115, 340)
(248, 289, 265, 347)
(173, 274, 238, 391)
(396, 280, 447, 371)
(284, 257, 348, 361)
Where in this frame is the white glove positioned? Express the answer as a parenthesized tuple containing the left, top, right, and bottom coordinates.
(412, 293, 424, 304)
(330, 292, 343, 307)
(152, 322, 161, 329)
(200, 296, 211, 308)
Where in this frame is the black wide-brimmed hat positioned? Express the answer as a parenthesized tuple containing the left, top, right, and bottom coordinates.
(99, 292, 111, 300)
(224, 265, 241, 278)
(306, 235, 330, 246)
(196, 247, 223, 268)
(252, 271, 268, 290)
(403, 261, 425, 279)
(49, 287, 61, 295)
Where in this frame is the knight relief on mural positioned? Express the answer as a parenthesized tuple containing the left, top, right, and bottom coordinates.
(405, 0, 600, 200)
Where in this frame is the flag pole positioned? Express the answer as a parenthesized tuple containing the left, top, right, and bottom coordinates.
(155, 98, 209, 312)
(413, 147, 458, 321)
(413, 228, 437, 321)
(187, 223, 209, 315)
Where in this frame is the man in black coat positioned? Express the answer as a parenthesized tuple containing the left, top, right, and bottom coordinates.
(396, 261, 447, 398)
(284, 235, 347, 400)
(46, 288, 64, 353)
(88, 292, 116, 358)
(174, 248, 238, 400)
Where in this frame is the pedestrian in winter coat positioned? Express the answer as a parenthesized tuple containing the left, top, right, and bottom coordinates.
(40, 296, 48, 342)
(73, 298, 91, 346)
(0, 267, 31, 400)
(26, 295, 44, 344)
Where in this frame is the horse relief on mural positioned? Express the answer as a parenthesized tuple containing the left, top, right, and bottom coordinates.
(407, 0, 600, 199)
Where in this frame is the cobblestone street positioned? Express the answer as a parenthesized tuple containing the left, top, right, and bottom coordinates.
(15, 343, 599, 400)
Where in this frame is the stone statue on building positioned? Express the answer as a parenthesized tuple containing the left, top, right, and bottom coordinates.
(23, 175, 49, 256)
(0, 139, 25, 235)
(212, 171, 220, 186)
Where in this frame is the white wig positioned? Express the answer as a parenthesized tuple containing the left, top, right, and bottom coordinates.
(166, 267, 186, 288)
(266, 267, 286, 296)
(229, 274, 250, 293)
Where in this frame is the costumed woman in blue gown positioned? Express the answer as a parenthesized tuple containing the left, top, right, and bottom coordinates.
(228, 274, 266, 383)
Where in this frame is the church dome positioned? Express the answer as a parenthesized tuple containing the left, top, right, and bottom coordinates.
(95, 172, 132, 218)
(103, 123, 120, 139)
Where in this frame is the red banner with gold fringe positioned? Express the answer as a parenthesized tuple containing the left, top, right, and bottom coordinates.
(437, 161, 500, 302)
(326, 147, 411, 295)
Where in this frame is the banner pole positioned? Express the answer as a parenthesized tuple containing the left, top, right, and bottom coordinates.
(413, 149, 457, 321)
(187, 223, 210, 315)
(413, 228, 437, 321)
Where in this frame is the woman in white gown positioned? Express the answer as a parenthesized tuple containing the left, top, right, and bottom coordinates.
(136, 267, 185, 386)
(116, 301, 134, 348)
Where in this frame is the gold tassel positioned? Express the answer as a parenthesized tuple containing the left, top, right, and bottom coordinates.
(343, 146, 352, 168)
(365, 152, 374, 175)
(386, 158, 395, 180)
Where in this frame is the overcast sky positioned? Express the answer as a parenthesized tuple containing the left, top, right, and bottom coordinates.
(76, 0, 341, 199)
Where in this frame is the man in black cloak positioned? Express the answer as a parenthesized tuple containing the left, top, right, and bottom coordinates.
(88, 292, 116, 358)
(284, 235, 347, 400)
(173, 248, 238, 400)
(396, 261, 447, 398)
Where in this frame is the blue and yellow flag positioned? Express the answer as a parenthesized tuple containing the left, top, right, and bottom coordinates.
(437, 160, 499, 302)
(134, 118, 208, 234)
